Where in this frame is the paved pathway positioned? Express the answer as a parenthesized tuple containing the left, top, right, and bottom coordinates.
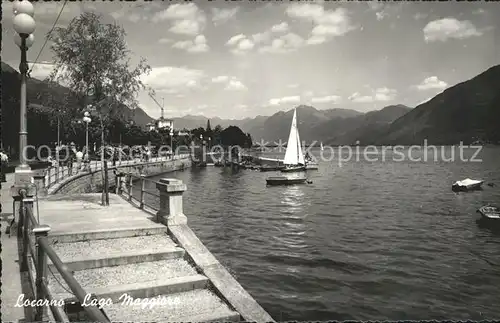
(1, 173, 26, 323)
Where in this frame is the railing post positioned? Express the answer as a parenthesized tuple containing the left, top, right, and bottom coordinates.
(156, 179, 187, 226)
(33, 169, 47, 197)
(33, 224, 51, 322)
(116, 173, 121, 195)
(140, 174, 145, 209)
(21, 194, 35, 272)
(128, 174, 133, 201)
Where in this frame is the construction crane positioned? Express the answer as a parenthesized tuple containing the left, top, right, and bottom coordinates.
(148, 92, 165, 119)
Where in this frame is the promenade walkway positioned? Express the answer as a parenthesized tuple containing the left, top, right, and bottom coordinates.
(37, 193, 243, 322)
(3, 156, 273, 322)
(1, 173, 26, 323)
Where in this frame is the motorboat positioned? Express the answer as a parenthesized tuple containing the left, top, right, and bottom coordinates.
(266, 175, 307, 186)
(477, 205, 500, 222)
(452, 178, 483, 192)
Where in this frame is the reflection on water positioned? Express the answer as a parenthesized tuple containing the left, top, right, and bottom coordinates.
(142, 147, 500, 321)
(276, 186, 308, 251)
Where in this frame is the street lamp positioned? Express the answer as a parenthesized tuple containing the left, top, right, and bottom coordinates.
(83, 111, 92, 165)
(12, 1, 36, 189)
(170, 128, 174, 158)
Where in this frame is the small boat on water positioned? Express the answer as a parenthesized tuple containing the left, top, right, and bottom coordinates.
(452, 178, 484, 192)
(266, 108, 309, 185)
(280, 108, 306, 173)
(305, 162, 319, 170)
(260, 165, 284, 172)
(477, 205, 500, 222)
(266, 175, 307, 186)
(320, 142, 324, 151)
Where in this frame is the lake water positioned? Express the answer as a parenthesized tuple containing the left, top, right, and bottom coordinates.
(140, 147, 500, 320)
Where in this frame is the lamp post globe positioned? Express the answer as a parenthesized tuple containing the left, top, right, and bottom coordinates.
(13, 1, 35, 17)
(13, 13, 36, 35)
(84, 111, 90, 118)
(11, 3, 37, 193)
(14, 33, 34, 49)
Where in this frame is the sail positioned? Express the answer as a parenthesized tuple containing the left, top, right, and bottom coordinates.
(283, 109, 304, 165)
(320, 142, 324, 150)
(296, 120, 305, 165)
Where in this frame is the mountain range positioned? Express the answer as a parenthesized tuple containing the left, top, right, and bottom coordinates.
(2, 61, 499, 147)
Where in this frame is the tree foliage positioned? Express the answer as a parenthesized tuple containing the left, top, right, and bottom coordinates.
(47, 12, 151, 127)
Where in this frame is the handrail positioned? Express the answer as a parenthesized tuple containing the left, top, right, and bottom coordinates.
(20, 193, 110, 322)
(117, 173, 164, 212)
(39, 236, 110, 322)
(45, 154, 189, 190)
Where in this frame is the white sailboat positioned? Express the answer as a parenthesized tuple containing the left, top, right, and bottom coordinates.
(281, 108, 306, 173)
(320, 142, 324, 151)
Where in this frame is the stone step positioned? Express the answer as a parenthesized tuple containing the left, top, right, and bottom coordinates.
(49, 247, 185, 271)
(102, 288, 241, 322)
(54, 274, 209, 303)
(48, 226, 168, 243)
(47, 258, 199, 300)
(48, 234, 182, 270)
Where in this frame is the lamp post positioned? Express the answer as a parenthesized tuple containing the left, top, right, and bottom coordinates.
(12, 1, 36, 190)
(170, 128, 174, 158)
(83, 112, 92, 169)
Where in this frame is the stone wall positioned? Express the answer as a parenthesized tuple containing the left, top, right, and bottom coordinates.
(51, 158, 192, 195)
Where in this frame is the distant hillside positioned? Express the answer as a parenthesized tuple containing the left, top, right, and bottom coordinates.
(243, 105, 363, 142)
(172, 106, 362, 141)
(1, 61, 154, 128)
(319, 104, 413, 145)
(375, 65, 500, 145)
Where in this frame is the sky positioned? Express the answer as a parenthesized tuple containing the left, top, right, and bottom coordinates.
(2, 0, 499, 120)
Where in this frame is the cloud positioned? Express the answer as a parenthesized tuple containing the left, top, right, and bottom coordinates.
(259, 33, 305, 54)
(225, 79, 247, 91)
(227, 34, 246, 46)
(376, 11, 388, 21)
(172, 35, 209, 53)
(367, 2, 402, 21)
(271, 22, 289, 33)
(33, 2, 81, 22)
(415, 76, 448, 91)
(238, 39, 255, 50)
(423, 18, 482, 42)
(252, 31, 272, 44)
(140, 66, 206, 93)
(152, 3, 206, 36)
(211, 76, 246, 91)
(226, 34, 255, 55)
(286, 4, 355, 45)
(269, 96, 301, 106)
(212, 76, 230, 83)
(311, 95, 341, 104)
(348, 88, 397, 103)
(211, 7, 239, 24)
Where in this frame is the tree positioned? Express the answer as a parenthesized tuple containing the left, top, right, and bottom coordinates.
(48, 12, 151, 205)
(220, 126, 252, 148)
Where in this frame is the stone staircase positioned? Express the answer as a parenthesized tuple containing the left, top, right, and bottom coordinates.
(44, 228, 241, 322)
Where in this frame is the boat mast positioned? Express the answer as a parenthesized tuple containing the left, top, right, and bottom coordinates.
(296, 110, 299, 164)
